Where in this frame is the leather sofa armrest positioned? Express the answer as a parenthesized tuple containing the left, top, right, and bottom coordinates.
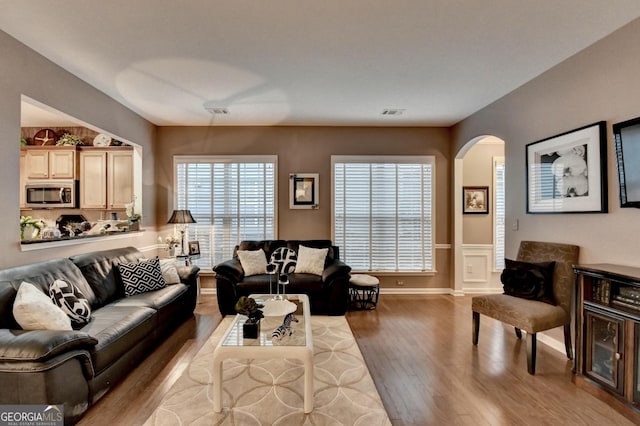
(323, 260, 351, 283)
(213, 258, 244, 283)
(0, 329, 97, 363)
(177, 264, 200, 286)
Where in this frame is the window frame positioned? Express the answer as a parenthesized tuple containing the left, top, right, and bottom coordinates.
(173, 155, 278, 268)
(331, 155, 436, 274)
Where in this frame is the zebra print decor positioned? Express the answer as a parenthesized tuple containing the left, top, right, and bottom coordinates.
(270, 247, 297, 274)
(271, 313, 299, 342)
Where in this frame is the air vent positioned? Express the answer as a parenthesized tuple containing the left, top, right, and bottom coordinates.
(381, 108, 405, 116)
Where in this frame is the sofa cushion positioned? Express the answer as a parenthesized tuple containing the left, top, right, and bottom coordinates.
(118, 257, 166, 297)
(109, 284, 189, 311)
(237, 249, 268, 276)
(0, 258, 95, 329)
(287, 240, 336, 264)
(79, 305, 156, 374)
(13, 282, 72, 331)
(270, 247, 297, 274)
(159, 259, 180, 284)
(49, 279, 92, 327)
(70, 247, 144, 307)
(295, 245, 328, 276)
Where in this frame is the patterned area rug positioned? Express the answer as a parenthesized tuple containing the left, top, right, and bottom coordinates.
(145, 316, 391, 425)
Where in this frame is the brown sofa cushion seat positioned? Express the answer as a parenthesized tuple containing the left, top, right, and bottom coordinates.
(471, 294, 569, 334)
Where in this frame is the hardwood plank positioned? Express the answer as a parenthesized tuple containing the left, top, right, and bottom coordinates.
(79, 294, 636, 425)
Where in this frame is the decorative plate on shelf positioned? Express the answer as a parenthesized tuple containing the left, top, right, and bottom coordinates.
(93, 133, 112, 147)
(33, 128, 58, 146)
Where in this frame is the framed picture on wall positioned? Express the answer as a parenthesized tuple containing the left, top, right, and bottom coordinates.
(188, 241, 200, 256)
(289, 173, 319, 209)
(526, 121, 607, 213)
(463, 186, 489, 214)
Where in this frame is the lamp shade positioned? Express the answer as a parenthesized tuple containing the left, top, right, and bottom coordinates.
(167, 209, 196, 224)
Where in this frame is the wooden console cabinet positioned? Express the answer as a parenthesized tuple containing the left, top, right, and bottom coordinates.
(574, 264, 640, 421)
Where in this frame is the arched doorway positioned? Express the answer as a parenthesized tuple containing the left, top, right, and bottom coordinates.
(453, 135, 505, 294)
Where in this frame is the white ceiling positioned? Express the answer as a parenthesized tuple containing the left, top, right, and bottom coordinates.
(4, 1, 640, 127)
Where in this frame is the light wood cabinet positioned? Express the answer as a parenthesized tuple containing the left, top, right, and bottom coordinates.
(20, 151, 26, 208)
(79, 148, 133, 209)
(24, 148, 75, 180)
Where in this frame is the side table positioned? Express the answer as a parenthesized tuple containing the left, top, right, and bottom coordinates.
(349, 274, 380, 310)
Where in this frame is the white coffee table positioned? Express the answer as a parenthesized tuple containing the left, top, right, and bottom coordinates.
(212, 294, 314, 413)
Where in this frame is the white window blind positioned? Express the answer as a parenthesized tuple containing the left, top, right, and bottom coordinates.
(174, 156, 277, 268)
(332, 156, 435, 272)
(494, 157, 506, 270)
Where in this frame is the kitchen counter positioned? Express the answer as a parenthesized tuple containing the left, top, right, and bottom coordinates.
(20, 229, 145, 251)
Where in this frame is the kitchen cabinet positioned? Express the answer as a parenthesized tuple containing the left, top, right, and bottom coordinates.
(23, 147, 75, 180)
(79, 148, 133, 209)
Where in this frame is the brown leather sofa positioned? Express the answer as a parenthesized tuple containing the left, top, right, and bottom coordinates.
(213, 240, 351, 316)
(0, 247, 199, 424)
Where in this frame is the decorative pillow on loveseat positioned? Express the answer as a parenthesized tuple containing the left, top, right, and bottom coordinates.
(118, 257, 167, 296)
(501, 259, 556, 305)
(295, 245, 328, 276)
(237, 249, 268, 276)
(49, 279, 92, 327)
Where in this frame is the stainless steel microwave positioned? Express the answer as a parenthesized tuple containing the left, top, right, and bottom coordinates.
(25, 181, 77, 208)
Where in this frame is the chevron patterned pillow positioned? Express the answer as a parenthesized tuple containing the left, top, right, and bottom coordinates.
(118, 257, 167, 297)
(49, 279, 92, 327)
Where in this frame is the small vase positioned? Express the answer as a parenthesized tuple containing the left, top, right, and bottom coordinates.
(169, 247, 176, 257)
(242, 318, 261, 339)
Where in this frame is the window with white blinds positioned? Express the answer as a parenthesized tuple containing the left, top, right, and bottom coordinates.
(332, 156, 435, 272)
(494, 157, 505, 270)
(174, 156, 277, 268)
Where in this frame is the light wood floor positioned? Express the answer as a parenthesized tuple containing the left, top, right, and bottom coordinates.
(79, 294, 636, 425)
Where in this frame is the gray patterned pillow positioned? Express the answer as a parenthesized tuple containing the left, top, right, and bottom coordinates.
(49, 279, 92, 327)
(118, 257, 167, 297)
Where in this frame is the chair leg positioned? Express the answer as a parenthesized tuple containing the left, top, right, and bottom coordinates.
(472, 311, 479, 345)
(526, 333, 537, 375)
(515, 327, 522, 339)
(564, 323, 573, 360)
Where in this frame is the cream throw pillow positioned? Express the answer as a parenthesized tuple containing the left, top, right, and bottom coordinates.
(13, 281, 72, 331)
(237, 249, 268, 276)
(159, 259, 181, 284)
(295, 245, 328, 276)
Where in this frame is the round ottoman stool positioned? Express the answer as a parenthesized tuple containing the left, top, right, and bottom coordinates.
(349, 274, 380, 310)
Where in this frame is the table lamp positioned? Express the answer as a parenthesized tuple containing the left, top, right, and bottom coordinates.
(167, 209, 196, 256)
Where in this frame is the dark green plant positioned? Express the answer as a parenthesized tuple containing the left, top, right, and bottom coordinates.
(235, 296, 264, 322)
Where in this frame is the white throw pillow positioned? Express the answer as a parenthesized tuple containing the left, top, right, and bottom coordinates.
(159, 259, 181, 284)
(237, 249, 268, 276)
(294, 245, 328, 276)
(13, 281, 72, 331)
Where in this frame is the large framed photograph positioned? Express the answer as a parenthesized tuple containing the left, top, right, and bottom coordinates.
(463, 186, 489, 214)
(526, 121, 607, 214)
(289, 173, 319, 209)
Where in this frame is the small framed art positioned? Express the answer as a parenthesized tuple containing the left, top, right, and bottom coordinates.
(463, 186, 489, 214)
(289, 173, 319, 209)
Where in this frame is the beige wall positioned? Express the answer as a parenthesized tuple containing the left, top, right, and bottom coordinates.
(463, 142, 503, 244)
(454, 18, 640, 267)
(0, 30, 157, 267)
(156, 126, 453, 289)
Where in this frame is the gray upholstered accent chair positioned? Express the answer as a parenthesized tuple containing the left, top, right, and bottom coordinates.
(472, 241, 580, 374)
